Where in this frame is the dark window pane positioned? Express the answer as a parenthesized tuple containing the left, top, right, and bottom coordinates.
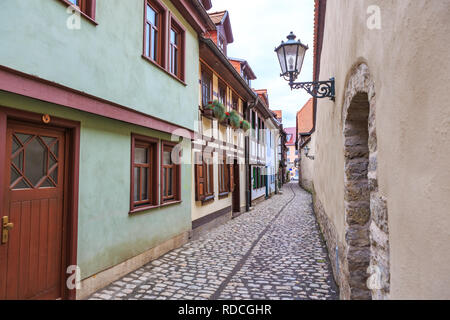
(40, 178, 54, 188)
(13, 178, 31, 190)
(173, 49, 178, 74)
(163, 168, 167, 196)
(41, 136, 56, 147)
(163, 151, 171, 165)
(51, 141, 59, 157)
(206, 165, 210, 194)
(168, 168, 173, 195)
(49, 154, 57, 170)
(152, 29, 157, 60)
(16, 133, 32, 145)
(142, 168, 148, 201)
(10, 165, 20, 185)
(12, 150, 23, 172)
(25, 137, 47, 186)
(12, 136, 21, 154)
(134, 167, 140, 202)
(135, 147, 148, 164)
(146, 24, 150, 57)
(50, 166, 58, 184)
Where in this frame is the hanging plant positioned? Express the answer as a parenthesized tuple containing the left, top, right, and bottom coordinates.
(240, 120, 250, 132)
(206, 101, 214, 109)
(212, 100, 226, 122)
(221, 111, 230, 125)
(228, 110, 241, 129)
(203, 100, 215, 117)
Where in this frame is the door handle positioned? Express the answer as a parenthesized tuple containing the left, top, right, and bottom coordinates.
(2, 216, 14, 244)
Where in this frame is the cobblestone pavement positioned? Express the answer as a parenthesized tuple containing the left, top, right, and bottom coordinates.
(90, 182, 339, 300)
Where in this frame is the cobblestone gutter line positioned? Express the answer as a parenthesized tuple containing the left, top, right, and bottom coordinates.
(210, 184, 297, 299)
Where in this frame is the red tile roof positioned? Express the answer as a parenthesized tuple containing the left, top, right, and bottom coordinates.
(209, 11, 226, 24)
(272, 110, 282, 121)
(254, 89, 269, 107)
(297, 98, 314, 134)
(208, 10, 234, 43)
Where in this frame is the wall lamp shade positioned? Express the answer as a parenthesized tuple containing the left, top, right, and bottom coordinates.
(275, 32, 308, 81)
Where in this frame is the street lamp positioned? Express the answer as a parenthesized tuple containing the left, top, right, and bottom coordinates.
(275, 32, 335, 101)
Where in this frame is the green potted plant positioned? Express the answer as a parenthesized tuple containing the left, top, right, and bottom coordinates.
(240, 120, 250, 132)
(212, 100, 226, 122)
(228, 110, 241, 129)
(203, 100, 215, 117)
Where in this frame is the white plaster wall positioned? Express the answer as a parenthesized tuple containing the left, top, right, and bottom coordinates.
(300, 133, 315, 192)
(314, 0, 450, 299)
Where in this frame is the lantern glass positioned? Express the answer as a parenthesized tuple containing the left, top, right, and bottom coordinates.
(275, 32, 308, 79)
(276, 44, 288, 75)
(294, 45, 307, 75)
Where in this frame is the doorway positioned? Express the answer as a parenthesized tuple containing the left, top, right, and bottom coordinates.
(0, 111, 79, 300)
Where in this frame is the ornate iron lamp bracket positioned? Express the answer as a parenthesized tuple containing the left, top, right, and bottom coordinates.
(288, 77, 335, 101)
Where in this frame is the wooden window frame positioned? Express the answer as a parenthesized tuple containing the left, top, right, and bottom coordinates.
(143, 0, 167, 68)
(232, 94, 238, 111)
(130, 134, 159, 214)
(218, 155, 230, 196)
(218, 80, 227, 107)
(194, 151, 214, 203)
(218, 34, 227, 56)
(201, 66, 213, 108)
(160, 141, 181, 205)
(59, 0, 97, 24)
(168, 13, 186, 81)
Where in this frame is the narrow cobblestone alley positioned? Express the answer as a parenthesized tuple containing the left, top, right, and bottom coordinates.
(90, 183, 338, 300)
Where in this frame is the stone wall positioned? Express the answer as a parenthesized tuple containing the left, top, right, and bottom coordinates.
(313, 63, 391, 300)
(342, 63, 390, 300)
(312, 193, 347, 298)
(313, 0, 450, 299)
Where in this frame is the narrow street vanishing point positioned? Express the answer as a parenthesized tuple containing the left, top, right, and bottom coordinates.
(90, 183, 338, 300)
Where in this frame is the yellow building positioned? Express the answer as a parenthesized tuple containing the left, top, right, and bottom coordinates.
(191, 11, 257, 236)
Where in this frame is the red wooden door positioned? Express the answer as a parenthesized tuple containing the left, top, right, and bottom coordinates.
(0, 121, 66, 300)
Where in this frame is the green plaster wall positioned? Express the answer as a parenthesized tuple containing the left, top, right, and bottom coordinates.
(0, 92, 193, 279)
(0, 0, 199, 131)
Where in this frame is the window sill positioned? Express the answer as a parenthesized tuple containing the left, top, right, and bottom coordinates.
(160, 200, 182, 207)
(141, 55, 187, 86)
(200, 194, 215, 205)
(218, 192, 230, 199)
(129, 204, 159, 215)
(58, 0, 98, 26)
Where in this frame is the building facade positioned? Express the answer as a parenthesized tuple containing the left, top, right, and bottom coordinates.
(192, 10, 256, 236)
(311, 0, 450, 299)
(285, 127, 298, 180)
(0, 0, 213, 300)
(296, 98, 314, 192)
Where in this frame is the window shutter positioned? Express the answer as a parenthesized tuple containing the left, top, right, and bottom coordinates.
(208, 163, 214, 195)
(195, 153, 205, 201)
(229, 164, 234, 192)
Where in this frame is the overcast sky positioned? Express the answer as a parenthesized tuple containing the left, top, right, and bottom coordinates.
(208, 0, 315, 129)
